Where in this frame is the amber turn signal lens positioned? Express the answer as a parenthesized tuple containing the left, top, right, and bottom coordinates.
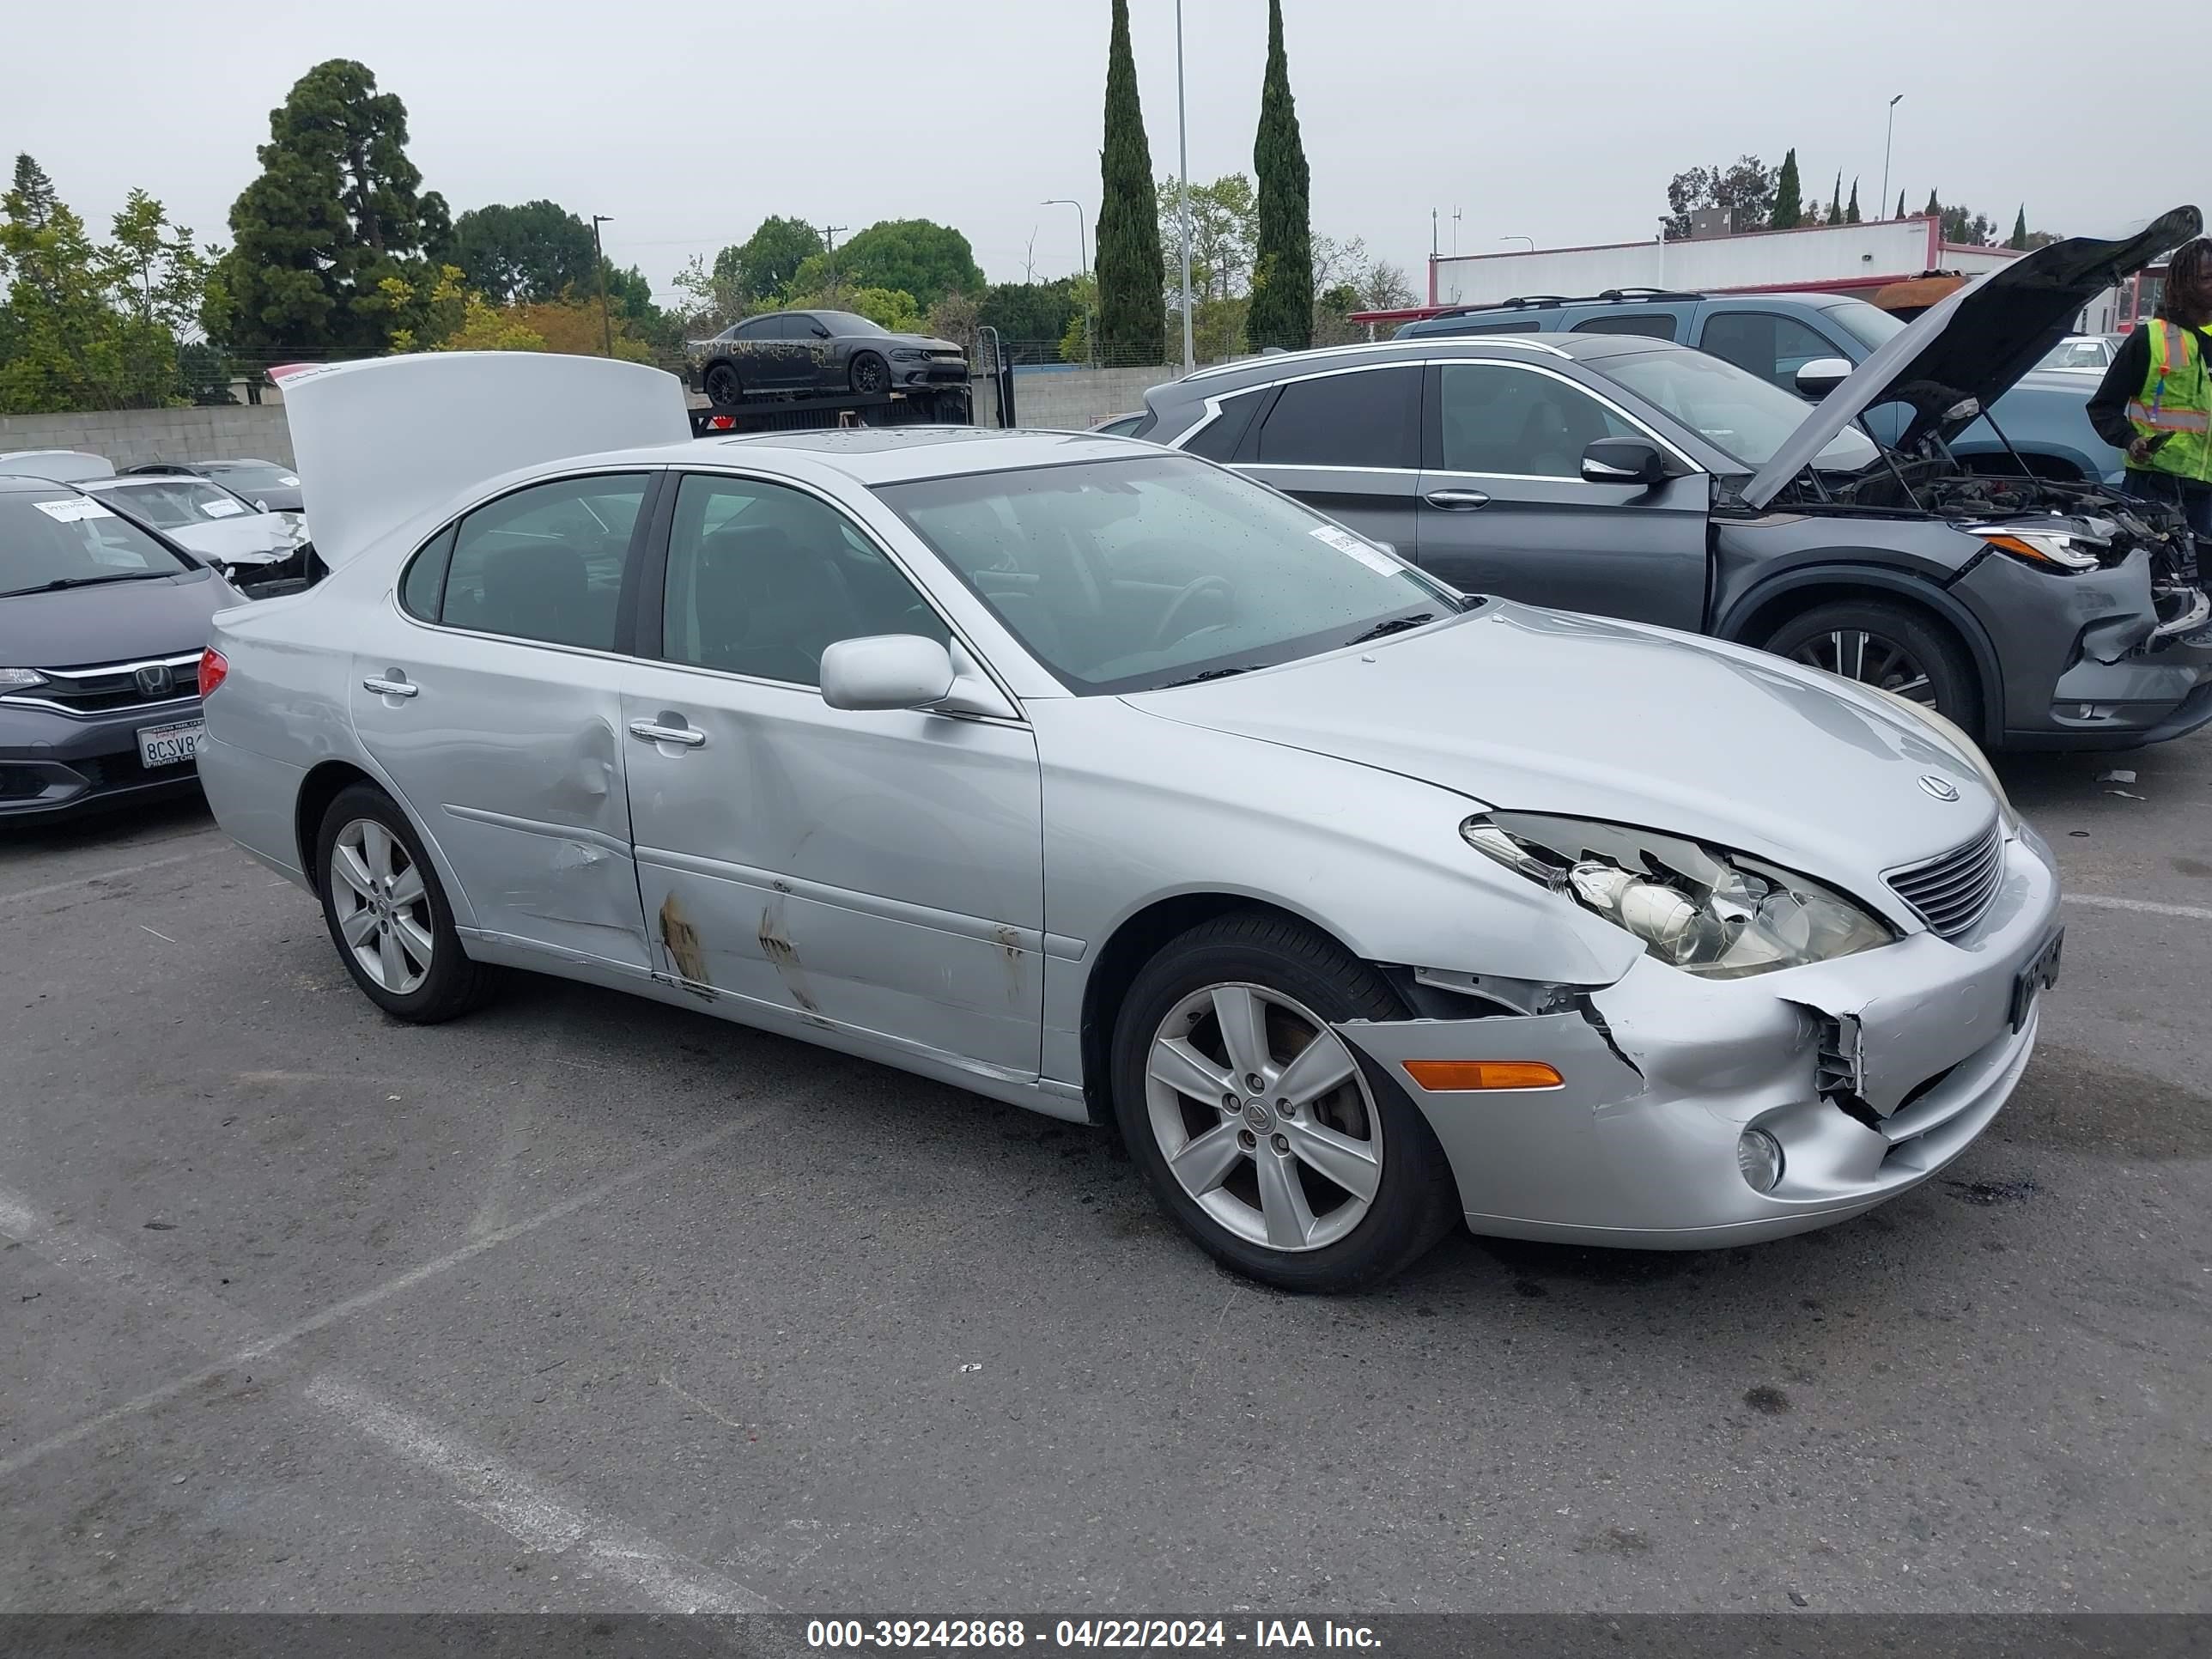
(1401, 1060, 1563, 1091)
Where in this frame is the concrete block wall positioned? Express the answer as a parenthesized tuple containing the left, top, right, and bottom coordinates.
(0, 404, 295, 470)
(1006, 365, 1183, 430)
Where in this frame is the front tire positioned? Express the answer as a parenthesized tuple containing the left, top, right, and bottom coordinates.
(849, 351, 889, 396)
(1110, 910, 1459, 1291)
(315, 784, 499, 1023)
(1765, 599, 1981, 732)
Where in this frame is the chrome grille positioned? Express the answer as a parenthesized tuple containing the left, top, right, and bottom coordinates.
(0, 653, 202, 716)
(1887, 820, 2005, 940)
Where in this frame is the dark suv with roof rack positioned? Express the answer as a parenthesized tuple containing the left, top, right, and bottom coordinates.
(1131, 211, 2209, 753)
(1398, 286, 2126, 484)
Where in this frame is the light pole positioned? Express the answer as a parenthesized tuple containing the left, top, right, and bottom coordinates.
(1175, 0, 1194, 373)
(1042, 198, 1092, 366)
(1501, 235, 1534, 252)
(1881, 94, 1903, 220)
(590, 216, 614, 356)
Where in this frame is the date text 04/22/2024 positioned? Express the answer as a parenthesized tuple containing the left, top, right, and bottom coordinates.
(805, 1620, 1382, 1650)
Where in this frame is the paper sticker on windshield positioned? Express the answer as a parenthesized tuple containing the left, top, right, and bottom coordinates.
(198, 498, 246, 518)
(1311, 524, 1401, 575)
(33, 498, 116, 523)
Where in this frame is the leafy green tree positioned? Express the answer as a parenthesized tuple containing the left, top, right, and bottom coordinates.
(978, 277, 1083, 349)
(1247, 0, 1312, 352)
(1937, 204, 1996, 247)
(204, 59, 453, 359)
(1096, 0, 1165, 364)
(1661, 156, 1777, 238)
(791, 219, 981, 311)
(1845, 179, 1861, 224)
(1158, 173, 1257, 302)
(713, 216, 825, 301)
(448, 200, 596, 304)
(1770, 149, 1803, 230)
(2008, 206, 2028, 251)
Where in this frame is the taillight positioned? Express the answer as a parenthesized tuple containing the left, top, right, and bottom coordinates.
(198, 647, 228, 699)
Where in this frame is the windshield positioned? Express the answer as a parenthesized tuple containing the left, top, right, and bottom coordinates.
(88, 478, 252, 530)
(205, 462, 298, 492)
(2037, 337, 2111, 369)
(1600, 349, 1880, 473)
(813, 311, 889, 337)
(2, 490, 191, 596)
(877, 455, 1457, 695)
(1820, 299, 1908, 351)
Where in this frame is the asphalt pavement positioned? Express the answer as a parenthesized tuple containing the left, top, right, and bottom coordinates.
(1, 734, 2207, 1617)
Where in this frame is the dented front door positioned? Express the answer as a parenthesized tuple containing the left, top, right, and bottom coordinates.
(620, 665, 1046, 1074)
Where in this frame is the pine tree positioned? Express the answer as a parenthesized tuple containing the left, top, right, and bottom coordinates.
(1095, 0, 1164, 364)
(2008, 206, 2029, 251)
(1845, 179, 1861, 224)
(1247, 0, 1313, 352)
(203, 59, 453, 360)
(1770, 149, 1802, 230)
(1826, 173, 1843, 226)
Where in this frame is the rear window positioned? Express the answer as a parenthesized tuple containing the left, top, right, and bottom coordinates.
(2, 490, 191, 596)
(1571, 313, 1679, 340)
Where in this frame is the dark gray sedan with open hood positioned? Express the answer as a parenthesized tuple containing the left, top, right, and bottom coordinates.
(1136, 207, 2209, 751)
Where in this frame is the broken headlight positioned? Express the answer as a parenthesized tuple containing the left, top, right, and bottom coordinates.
(1970, 524, 2105, 574)
(1461, 812, 1893, 980)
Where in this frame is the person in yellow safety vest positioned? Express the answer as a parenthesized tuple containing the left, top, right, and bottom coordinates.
(2088, 237, 2212, 556)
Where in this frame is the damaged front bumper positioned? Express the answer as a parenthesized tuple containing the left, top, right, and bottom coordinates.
(1337, 824, 2062, 1249)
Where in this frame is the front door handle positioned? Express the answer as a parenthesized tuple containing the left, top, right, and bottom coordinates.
(629, 719, 706, 749)
(362, 675, 418, 698)
(1424, 489, 1492, 510)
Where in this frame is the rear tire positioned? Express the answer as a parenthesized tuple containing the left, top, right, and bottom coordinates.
(1765, 599, 1981, 733)
(702, 360, 744, 410)
(315, 783, 499, 1024)
(1109, 909, 1459, 1292)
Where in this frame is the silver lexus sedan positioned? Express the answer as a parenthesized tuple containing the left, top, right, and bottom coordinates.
(198, 356, 2063, 1291)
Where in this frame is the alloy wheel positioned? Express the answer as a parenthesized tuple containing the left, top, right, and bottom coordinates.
(1789, 629, 1935, 703)
(330, 818, 434, 995)
(853, 356, 887, 394)
(1144, 982, 1383, 1253)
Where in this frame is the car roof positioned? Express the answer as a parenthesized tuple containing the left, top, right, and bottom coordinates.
(1147, 333, 1688, 404)
(0, 472, 88, 495)
(692, 425, 1152, 484)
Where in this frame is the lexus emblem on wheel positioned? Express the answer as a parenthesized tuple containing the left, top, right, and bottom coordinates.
(135, 663, 173, 696)
(1917, 775, 1961, 802)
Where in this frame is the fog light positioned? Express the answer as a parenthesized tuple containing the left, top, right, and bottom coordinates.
(1736, 1128, 1784, 1194)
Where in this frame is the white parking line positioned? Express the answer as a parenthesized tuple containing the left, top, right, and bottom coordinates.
(0, 1108, 763, 1481)
(2064, 893, 2212, 922)
(307, 1376, 773, 1613)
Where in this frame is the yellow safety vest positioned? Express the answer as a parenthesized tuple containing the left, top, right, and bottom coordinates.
(2124, 319, 2212, 483)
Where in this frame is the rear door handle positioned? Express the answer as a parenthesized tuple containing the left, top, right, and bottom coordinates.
(629, 719, 707, 749)
(362, 676, 417, 698)
(1424, 489, 1492, 510)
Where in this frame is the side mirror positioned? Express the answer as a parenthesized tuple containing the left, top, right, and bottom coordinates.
(1580, 437, 1672, 488)
(819, 635, 957, 712)
(1794, 357, 1854, 398)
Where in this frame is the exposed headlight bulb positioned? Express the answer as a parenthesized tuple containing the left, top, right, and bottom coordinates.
(1566, 861, 1722, 964)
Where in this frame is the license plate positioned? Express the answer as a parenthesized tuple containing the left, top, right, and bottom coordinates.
(137, 719, 204, 769)
(2009, 927, 2063, 1031)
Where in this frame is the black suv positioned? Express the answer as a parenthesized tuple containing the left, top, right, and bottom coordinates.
(1131, 211, 2209, 752)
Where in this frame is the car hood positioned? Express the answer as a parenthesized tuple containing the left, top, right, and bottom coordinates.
(1743, 204, 2202, 510)
(884, 334, 961, 353)
(0, 569, 228, 669)
(149, 512, 305, 565)
(1127, 603, 2001, 915)
(272, 353, 690, 567)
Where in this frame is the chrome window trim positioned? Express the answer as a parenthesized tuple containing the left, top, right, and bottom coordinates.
(1180, 333, 1567, 383)
(1429, 357, 1705, 477)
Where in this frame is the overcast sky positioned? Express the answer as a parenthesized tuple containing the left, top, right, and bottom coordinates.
(6, 0, 2181, 307)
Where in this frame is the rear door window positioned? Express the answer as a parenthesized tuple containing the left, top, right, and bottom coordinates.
(1253, 367, 1420, 470)
(433, 474, 652, 651)
(1430, 362, 1639, 477)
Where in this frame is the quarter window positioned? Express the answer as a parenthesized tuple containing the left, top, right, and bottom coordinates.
(1182, 389, 1266, 461)
(661, 474, 946, 687)
(434, 475, 649, 649)
(399, 525, 455, 621)
(1432, 362, 1638, 477)
(1698, 311, 1844, 391)
(1571, 313, 1678, 340)
(1254, 366, 1419, 469)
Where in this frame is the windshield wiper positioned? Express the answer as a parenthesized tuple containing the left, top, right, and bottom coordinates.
(1342, 611, 1436, 646)
(1, 572, 171, 598)
(1160, 664, 1267, 687)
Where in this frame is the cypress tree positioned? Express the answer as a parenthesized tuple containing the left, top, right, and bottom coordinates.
(1770, 149, 1802, 230)
(1923, 189, 1941, 216)
(1826, 173, 1843, 226)
(2008, 206, 2028, 250)
(1845, 179, 1861, 224)
(1896, 190, 1907, 220)
(1247, 0, 1313, 352)
(1095, 0, 1164, 364)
